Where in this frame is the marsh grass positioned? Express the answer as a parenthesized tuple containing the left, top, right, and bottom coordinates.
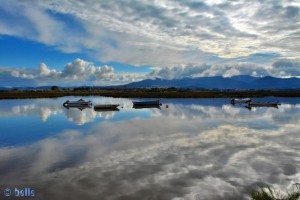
(251, 184, 300, 200)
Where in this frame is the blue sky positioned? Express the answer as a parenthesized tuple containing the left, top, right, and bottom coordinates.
(0, 0, 300, 86)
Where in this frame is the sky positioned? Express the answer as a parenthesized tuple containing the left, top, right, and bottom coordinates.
(0, 0, 300, 87)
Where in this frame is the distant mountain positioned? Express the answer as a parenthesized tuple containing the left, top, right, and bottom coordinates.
(230, 75, 260, 83)
(3, 75, 300, 90)
(251, 76, 300, 89)
(125, 75, 300, 90)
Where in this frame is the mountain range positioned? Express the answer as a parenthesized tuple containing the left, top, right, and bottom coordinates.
(124, 75, 300, 90)
(1, 75, 299, 90)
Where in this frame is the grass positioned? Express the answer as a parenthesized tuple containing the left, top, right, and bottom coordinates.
(1, 89, 300, 99)
(251, 184, 300, 200)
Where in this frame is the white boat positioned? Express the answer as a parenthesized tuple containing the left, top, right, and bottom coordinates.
(231, 98, 251, 104)
(63, 99, 92, 107)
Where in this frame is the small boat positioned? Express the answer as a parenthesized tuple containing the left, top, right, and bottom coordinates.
(231, 98, 251, 105)
(94, 104, 119, 110)
(132, 100, 161, 107)
(63, 99, 92, 107)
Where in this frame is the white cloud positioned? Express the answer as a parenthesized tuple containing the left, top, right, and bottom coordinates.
(0, 58, 146, 86)
(1, 57, 300, 87)
(62, 58, 95, 80)
(0, 1, 63, 45)
(149, 58, 300, 79)
(39, 63, 60, 78)
(1, 0, 299, 67)
(11, 70, 20, 77)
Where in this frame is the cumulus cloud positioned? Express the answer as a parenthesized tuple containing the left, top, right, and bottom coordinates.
(0, 58, 146, 86)
(1, 57, 299, 87)
(1, 0, 299, 66)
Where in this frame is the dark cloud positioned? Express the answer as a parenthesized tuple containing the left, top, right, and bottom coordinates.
(271, 59, 300, 76)
(284, 6, 299, 18)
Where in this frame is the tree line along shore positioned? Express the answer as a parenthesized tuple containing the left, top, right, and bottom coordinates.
(1, 89, 300, 99)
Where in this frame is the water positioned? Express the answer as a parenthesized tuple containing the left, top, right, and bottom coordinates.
(0, 97, 299, 200)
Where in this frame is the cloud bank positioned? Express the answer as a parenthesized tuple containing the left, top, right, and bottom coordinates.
(1, 58, 300, 86)
(1, 58, 145, 86)
(0, 0, 299, 67)
(150, 59, 300, 79)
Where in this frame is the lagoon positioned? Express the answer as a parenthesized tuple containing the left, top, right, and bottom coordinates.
(0, 97, 299, 200)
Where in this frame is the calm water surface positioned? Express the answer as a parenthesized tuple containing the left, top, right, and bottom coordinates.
(0, 97, 300, 200)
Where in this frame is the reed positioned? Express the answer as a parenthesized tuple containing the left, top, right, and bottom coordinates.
(251, 184, 300, 200)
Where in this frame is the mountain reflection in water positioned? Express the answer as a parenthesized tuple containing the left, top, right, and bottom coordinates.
(0, 97, 299, 200)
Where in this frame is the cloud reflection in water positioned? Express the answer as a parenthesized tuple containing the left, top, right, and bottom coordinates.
(0, 98, 299, 200)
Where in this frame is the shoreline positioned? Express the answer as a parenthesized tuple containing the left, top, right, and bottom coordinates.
(1, 90, 300, 99)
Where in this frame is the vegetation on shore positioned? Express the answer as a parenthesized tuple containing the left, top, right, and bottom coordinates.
(251, 184, 300, 200)
(1, 87, 300, 99)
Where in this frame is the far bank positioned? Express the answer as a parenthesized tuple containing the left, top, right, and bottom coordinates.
(1, 90, 300, 99)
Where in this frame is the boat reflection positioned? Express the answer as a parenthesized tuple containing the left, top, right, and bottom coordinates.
(63, 105, 92, 111)
(245, 104, 279, 110)
(245, 101, 280, 110)
(94, 107, 120, 112)
(133, 104, 161, 110)
(63, 99, 93, 111)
